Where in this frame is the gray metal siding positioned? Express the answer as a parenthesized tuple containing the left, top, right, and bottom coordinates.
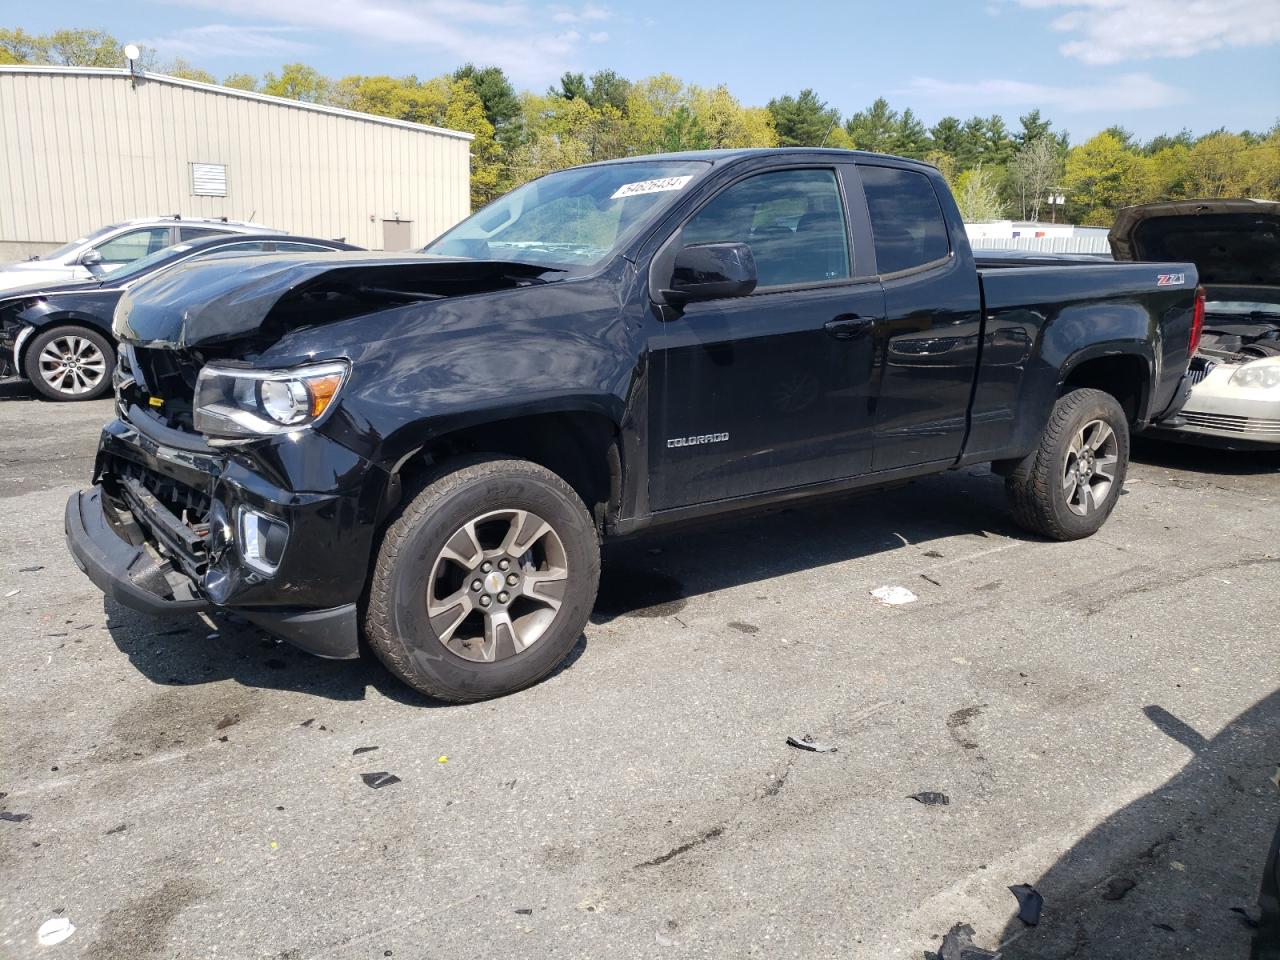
(0, 68, 472, 253)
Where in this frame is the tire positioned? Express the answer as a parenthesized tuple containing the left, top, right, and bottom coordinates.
(22, 324, 115, 402)
(1005, 388, 1130, 541)
(364, 456, 601, 703)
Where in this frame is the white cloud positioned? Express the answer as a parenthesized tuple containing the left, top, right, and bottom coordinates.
(161, 0, 611, 83)
(549, 3, 610, 23)
(1011, 0, 1280, 64)
(900, 72, 1184, 111)
(139, 24, 313, 58)
(587, 30, 609, 43)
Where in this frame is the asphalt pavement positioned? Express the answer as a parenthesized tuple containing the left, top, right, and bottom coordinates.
(2, 376, 1278, 960)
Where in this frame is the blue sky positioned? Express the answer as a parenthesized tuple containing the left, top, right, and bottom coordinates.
(9, 0, 1280, 142)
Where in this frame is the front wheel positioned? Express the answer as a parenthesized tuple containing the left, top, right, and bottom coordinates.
(23, 325, 115, 401)
(1005, 388, 1130, 541)
(364, 456, 601, 702)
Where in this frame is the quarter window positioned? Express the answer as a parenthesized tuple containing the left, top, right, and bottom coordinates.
(859, 166, 950, 275)
(682, 169, 850, 288)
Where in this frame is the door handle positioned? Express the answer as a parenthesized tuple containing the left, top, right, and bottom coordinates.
(824, 314, 876, 340)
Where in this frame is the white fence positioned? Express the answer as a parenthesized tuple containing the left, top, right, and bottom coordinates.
(968, 234, 1113, 255)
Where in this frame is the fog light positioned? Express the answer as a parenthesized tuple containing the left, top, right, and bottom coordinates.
(237, 507, 289, 575)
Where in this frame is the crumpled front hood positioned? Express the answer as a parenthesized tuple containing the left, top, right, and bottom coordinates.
(1109, 199, 1280, 288)
(113, 252, 559, 349)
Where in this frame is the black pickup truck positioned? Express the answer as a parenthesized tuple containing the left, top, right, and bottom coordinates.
(66, 149, 1200, 702)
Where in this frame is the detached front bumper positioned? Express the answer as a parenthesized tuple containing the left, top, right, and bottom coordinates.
(65, 413, 388, 659)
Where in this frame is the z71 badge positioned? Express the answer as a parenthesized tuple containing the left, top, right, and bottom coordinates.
(1156, 273, 1185, 286)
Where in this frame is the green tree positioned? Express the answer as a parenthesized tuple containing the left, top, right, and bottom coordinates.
(893, 108, 930, 159)
(929, 116, 964, 157)
(844, 97, 898, 154)
(163, 58, 214, 83)
(585, 70, 631, 112)
(1007, 137, 1064, 220)
(659, 105, 710, 152)
(689, 84, 777, 149)
(261, 63, 330, 103)
(1016, 109, 1053, 146)
(222, 73, 258, 91)
(453, 64, 521, 147)
(1062, 132, 1147, 224)
(767, 89, 839, 147)
(0, 27, 146, 67)
(954, 164, 1006, 221)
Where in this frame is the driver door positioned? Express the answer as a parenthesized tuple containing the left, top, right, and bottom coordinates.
(648, 165, 886, 511)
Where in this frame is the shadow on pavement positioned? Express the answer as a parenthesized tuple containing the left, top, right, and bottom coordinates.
(1132, 436, 1280, 476)
(102, 596, 589, 707)
(593, 466, 1031, 624)
(994, 689, 1280, 960)
(0, 376, 38, 402)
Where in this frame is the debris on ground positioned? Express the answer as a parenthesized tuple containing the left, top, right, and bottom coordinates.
(931, 922, 1000, 960)
(1101, 877, 1135, 900)
(920, 573, 943, 587)
(4, 588, 20, 599)
(923, 550, 944, 559)
(19, 565, 43, 572)
(786, 735, 837, 753)
(514, 908, 533, 915)
(1230, 906, 1260, 929)
(1, 811, 33, 823)
(37, 917, 75, 946)
(353, 746, 379, 756)
(215, 714, 240, 730)
(105, 824, 127, 835)
(438, 756, 448, 764)
(361, 772, 401, 789)
(871, 585, 917, 606)
(300, 718, 316, 727)
(1008, 884, 1043, 926)
(1153, 922, 1176, 932)
(908, 791, 950, 806)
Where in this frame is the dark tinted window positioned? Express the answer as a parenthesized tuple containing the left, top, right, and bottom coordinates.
(860, 166, 949, 275)
(682, 169, 850, 287)
(179, 226, 228, 241)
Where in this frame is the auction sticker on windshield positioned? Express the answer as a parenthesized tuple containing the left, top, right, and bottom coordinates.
(611, 176, 694, 200)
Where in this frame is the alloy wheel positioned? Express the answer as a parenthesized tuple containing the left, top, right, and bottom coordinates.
(1063, 418, 1119, 516)
(37, 336, 107, 397)
(426, 508, 570, 663)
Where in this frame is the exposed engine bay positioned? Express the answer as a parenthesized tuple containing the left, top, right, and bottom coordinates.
(1198, 310, 1280, 363)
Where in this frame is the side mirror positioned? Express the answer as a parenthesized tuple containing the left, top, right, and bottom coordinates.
(663, 242, 757, 306)
(79, 249, 103, 269)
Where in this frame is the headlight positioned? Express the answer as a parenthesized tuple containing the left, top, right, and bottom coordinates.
(193, 361, 349, 439)
(1229, 357, 1280, 390)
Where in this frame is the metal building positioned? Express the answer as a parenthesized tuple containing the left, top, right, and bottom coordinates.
(0, 65, 473, 259)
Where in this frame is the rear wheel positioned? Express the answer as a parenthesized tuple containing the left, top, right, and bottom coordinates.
(364, 456, 600, 702)
(1005, 388, 1130, 541)
(23, 325, 115, 402)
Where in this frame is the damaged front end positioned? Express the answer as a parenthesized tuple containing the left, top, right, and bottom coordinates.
(67, 253, 558, 656)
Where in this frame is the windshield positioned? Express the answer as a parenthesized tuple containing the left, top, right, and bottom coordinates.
(1203, 300, 1280, 316)
(424, 160, 709, 271)
(39, 224, 124, 262)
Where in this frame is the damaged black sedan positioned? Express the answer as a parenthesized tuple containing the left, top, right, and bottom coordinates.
(67, 150, 1198, 702)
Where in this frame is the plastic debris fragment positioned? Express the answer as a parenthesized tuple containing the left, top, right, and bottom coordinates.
(361, 772, 401, 789)
(1009, 884, 1043, 926)
(1, 811, 32, 823)
(353, 746, 379, 756)
(936, 922, 1000, 960)
(786, 735, 837, 753)
(1102, 877, 1135, 900)
(870, 585, 917, 605)
(37, 917, 75, 946)
(908, 791, 950, 806)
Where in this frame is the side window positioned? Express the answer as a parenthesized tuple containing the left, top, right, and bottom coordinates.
(270, 242, 333, 252)
(179, 226, 228, 242)
(859, 166, 950, 275)
(202, 241, 270, 255)
(95, 227, 172, 265)
(681, 169, 850, 288)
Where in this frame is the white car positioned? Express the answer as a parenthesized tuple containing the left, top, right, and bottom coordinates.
(1111, 199, 1280, 450)
(0, 217, 275, 292)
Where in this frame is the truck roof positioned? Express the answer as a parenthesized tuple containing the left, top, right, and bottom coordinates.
(578, 147, 940, 173)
